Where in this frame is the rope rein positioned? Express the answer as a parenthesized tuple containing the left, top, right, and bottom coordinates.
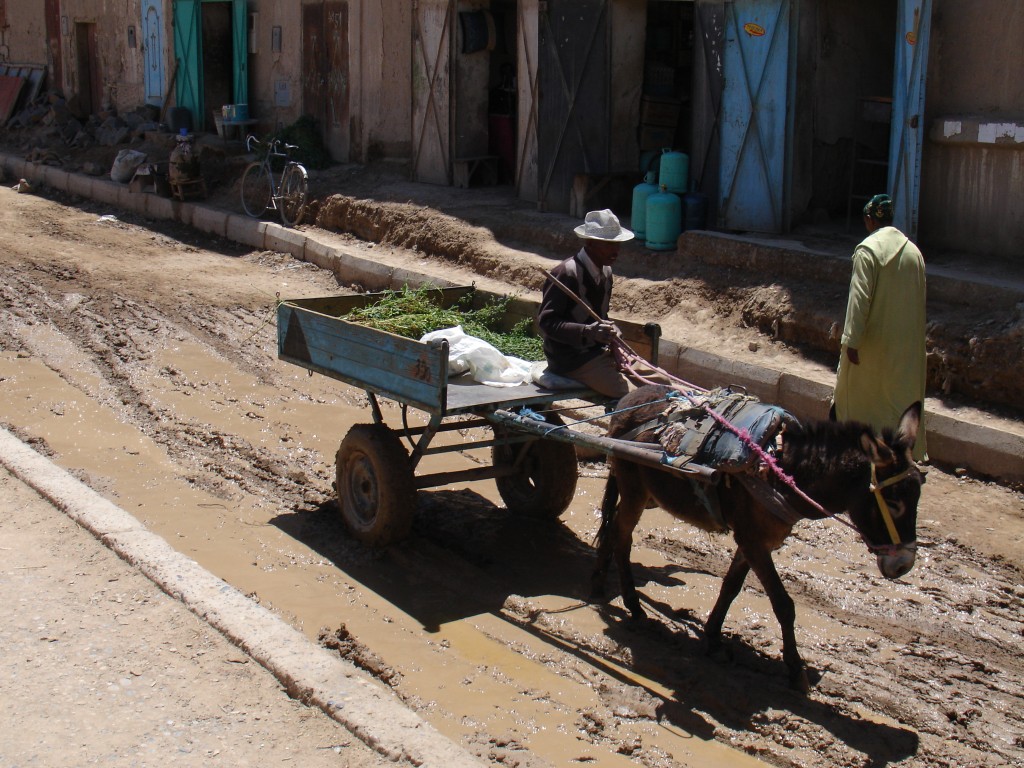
(609, 338, 910, 552)
(539, 265, 909, 555)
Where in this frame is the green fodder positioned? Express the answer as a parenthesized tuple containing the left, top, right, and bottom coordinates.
(344, 287, 544, 361)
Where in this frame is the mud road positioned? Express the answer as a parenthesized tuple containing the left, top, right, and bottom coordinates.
(1, 187, 1022, 767)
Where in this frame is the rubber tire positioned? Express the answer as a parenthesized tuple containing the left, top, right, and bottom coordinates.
(335, 424, 416, 546)
(241, 162, 270, 218)
(492, 435, 579, 518)
(279, 163, 308, 227)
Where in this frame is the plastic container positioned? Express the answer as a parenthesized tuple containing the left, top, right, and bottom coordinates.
(683, 192, 709, 232)
(645, 184, 682, 251)
(630, 171, 660, 240)
(658, 149, 689, 195)
(233, 103, 249, 121)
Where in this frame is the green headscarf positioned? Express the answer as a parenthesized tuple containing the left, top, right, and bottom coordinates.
(863, 193, 894, 224)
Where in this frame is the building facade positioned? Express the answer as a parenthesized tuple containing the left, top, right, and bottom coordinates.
(3, 0, 1021, 261)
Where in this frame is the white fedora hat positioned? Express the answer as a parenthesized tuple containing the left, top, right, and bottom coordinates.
(573, 208, 635, 242)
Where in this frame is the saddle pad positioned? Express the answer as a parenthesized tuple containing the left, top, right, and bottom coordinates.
(659, 389, 789, 473)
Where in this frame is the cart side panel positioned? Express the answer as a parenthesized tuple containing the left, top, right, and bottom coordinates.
(277, 303, 449, 414)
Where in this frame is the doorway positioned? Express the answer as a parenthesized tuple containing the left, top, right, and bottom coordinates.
(639, 2, 696, 180)
(173, 0, 248, 133)
(201, 2, 233, 129)
(800, 0, 896, 231)
(488, 0, 517, 185)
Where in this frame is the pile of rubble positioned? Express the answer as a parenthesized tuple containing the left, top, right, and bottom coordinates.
(3, 91, 237, 191)
(7, 91, 162, 155)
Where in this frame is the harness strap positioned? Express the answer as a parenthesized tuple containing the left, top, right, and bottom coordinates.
(734, 472, 805, 526)
(869, 464, 913, 545)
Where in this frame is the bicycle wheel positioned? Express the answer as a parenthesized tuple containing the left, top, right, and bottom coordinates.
(240, 162, 271, 218)
(279, 163, 309, 227)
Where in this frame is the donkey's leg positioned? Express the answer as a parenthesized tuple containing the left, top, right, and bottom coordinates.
(745, 548, 808, 692)
(704, 549, 749, 659)
(590, 473, 620, 602)
(611, 465, 651, 621)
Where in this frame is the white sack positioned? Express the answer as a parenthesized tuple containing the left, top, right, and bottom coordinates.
(419, 326, 532, 387)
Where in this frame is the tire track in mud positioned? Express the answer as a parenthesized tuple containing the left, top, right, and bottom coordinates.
(2, 193, 1023, 768)
(0, 259, 330, 512)
(643, 513, 1024, 767)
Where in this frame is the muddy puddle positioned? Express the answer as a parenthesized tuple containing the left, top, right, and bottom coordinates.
(1, 189, 1023, 767)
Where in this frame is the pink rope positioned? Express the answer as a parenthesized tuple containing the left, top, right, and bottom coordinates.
(611, 339, 867, 535)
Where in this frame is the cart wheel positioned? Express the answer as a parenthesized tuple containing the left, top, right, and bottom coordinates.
(492, 437, 579, 518)
(335, 424, 416, 546)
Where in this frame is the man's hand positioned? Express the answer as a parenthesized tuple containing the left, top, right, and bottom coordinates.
(583, 321, 617, 345)
(846, 347, 860, 365)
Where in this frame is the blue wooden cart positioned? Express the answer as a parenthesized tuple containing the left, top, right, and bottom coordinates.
(277, 287, 712, 545)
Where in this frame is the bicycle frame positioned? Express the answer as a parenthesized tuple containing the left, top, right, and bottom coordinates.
(242, 135, 309, 226)
(246, 135, 290, 208)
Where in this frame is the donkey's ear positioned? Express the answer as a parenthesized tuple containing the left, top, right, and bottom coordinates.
(895, 401, 922, 451)
(860, 431, 894, 466)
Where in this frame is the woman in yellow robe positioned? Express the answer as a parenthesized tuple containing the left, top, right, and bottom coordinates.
(833, 194, 928, 460)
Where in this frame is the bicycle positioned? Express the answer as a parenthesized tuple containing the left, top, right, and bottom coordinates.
(240, 135, 309, 227)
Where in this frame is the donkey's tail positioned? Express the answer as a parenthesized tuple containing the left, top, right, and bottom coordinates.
(594, 471, 619, 549)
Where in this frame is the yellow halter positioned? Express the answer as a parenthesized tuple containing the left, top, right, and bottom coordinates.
(869, 463, 914, 545)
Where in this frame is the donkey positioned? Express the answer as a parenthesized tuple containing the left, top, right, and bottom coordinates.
(590, 384, 924, 691)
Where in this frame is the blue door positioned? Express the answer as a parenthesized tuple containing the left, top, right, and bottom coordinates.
(142, 0, 164, 106)
(888, 0, 932, 238)
(718, 0, 791, 233)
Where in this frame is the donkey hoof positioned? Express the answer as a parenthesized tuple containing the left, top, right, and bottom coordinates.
(705, 639, 733, 663)
(587, 579, 610, 603)
(789, 666, 811, 694)
(624, 601, 647, 623)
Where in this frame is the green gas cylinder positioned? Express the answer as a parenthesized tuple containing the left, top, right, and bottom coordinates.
(658, 149, 689, 195)
(645, 184, 682, 251)
(630, 171, 660, 240)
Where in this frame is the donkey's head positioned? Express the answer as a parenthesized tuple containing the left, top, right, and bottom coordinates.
(847, 402, 925, 580)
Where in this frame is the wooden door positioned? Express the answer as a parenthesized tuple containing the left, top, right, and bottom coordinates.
(718, 0, 792, 233)
(536, 0, 609, 213)
(44, 0, 63, 94)
(302, 2, 350, 160)
(515, 0, 539, 202)
(142, 0, 165, 106)
(75, 23, 102, 115)
(888, 0, 932, 238)
(412, 0, 454, 185)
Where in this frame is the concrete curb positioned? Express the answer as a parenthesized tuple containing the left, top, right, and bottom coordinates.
(680, 230, 1024, 309)
(3, 151, 1021, 484)
(0, 427, 483, 768)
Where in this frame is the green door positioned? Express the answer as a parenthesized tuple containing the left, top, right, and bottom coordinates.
(231, 0, 248, 106)
(173, 0, 202, 125)
(174, 0, 248, 130)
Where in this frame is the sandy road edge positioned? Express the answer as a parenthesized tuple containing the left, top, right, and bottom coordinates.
(0, 426, 484, 768)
